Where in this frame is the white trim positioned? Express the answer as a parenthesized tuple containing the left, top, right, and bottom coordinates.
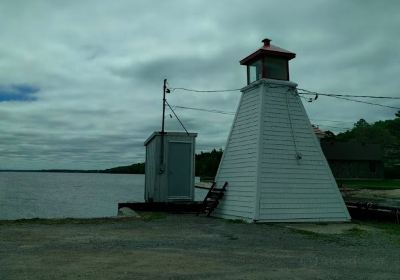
(254, 83, 264, 221)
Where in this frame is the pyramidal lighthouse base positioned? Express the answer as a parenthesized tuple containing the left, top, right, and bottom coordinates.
(214, 79, 350, 222)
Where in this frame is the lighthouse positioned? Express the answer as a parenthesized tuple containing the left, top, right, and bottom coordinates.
(213, 39, 350, 222)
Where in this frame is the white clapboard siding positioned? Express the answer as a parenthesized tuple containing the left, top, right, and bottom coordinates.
(258, 80, 350, 222)
(214, 79, 350, 223)
(213, 85, 261, 221)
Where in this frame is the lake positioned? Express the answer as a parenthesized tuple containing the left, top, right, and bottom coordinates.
(0, 172, 205, 220)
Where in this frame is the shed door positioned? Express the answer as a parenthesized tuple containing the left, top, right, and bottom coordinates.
(167, 142, 192, 199)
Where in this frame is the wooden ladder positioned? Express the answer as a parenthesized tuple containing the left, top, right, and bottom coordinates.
(200, 181, 228, 216)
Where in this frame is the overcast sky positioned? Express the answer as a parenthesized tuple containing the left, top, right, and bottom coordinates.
(1, 0, 399, 170)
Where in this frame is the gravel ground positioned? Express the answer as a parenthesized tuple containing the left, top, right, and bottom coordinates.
(0, 214, 399, 280)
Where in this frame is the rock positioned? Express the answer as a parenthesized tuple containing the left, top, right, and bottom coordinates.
(118, 207, 141, 218)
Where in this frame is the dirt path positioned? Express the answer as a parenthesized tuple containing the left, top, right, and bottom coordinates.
(1, 215, 399, 280)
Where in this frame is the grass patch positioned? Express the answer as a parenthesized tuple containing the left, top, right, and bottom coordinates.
(360, 221, 400, 235)
(291, 228, 322, 237)
(346, 227, 367, 236)
(139, 212, 167, 221)
(0, 217, 132, 225)
(338, 179, 400, 190)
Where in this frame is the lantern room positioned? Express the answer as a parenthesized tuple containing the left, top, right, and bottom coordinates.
(240, 38, 296, 84)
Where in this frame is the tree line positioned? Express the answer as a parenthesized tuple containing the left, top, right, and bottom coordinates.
(105, 111, 400, 178)
(103, 149, 223, 178)
(324, 111, 400, 178)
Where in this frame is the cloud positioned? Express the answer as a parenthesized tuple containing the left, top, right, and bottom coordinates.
(0, 0, 399, 169)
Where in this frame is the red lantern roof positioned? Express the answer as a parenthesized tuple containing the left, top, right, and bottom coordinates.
(240, 38, 296, 65)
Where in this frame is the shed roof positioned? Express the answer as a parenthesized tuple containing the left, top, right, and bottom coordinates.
(144, 131, 197, 146)
(321, 142, 382, 161)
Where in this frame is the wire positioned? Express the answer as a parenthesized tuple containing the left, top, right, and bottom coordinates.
(330, 95, 400, 110)
(297, 88, 400, 100)
(286, 89, 302, 160)
(310, 119, 355, 124)
(170, 85, 400, 115)
(171, 87, 241, 93)
(165, 101, 189, 135)
(172, 85, 400, 101)
(317, 124, 352, 130)
(173, 105, 235, 115)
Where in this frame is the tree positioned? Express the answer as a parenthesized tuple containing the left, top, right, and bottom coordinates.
(354, 118, 369, 128)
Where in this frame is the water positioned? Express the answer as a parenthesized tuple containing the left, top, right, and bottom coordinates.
(0, 172, 206, 220)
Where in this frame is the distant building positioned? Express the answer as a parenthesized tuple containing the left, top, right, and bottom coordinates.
(312, 125, 329, 140)
(320, 142, 384, 179)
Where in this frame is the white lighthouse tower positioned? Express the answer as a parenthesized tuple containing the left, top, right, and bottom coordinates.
(214, 38, 350, 222)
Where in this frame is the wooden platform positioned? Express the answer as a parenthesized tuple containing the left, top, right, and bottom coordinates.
(118, 202, 204, 213)
(346, 201, 400, 223)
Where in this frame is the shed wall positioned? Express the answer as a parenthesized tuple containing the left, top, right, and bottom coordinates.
(144, 136, 160, 201)
(145, 133, 196, 202)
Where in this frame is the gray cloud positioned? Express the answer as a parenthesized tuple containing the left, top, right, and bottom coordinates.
(0, 0, 399, 169)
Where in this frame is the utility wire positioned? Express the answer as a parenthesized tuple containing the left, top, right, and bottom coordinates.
(172, 104, 353, 130)
(172, 85, 400, 100)
(330, 95, 400, 110)
(171, 87, 241, 93)
(165, 100, 189, 135)
(173, 105, 235, 115)
(297, 88, 400, 100)
(317, 124, 352, 130)
(310, 119, 355, 124)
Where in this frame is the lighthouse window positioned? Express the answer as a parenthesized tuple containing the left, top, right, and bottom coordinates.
(248, 60, 262, 84)
(264, 56, 288, 80)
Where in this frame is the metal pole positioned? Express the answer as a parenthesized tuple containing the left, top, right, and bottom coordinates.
(159, 79, 167, 174)
(161, 79, 167, 134)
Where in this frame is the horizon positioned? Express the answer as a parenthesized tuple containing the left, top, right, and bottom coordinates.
(1, 1, 400, 170)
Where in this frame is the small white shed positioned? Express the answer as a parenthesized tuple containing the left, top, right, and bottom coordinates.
(144, 131, 197, 202)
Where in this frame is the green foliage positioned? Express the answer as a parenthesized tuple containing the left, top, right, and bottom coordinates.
(140, 212, 167, 221)
(103, 149, 224, 177)
(335, 114, 400, 146)
(334, 112, 400, 178)
(195, 148, 223, 178)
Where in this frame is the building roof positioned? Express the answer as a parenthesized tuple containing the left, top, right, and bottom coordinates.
(321, 142, 383, 161)
(312, 125, 328, 139)
(240, 38, 296, 65)
(144, 131, 197, 146)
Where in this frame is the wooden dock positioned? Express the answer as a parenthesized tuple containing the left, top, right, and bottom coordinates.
(118, 202, 204, 213)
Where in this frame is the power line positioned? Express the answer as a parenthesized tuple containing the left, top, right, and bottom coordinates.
(297, 88, 400, 100)
(172, 85, 400, 100)
(171, 104, 364, 131)
(171, 87, 241, 93)
(165, 100, 189, 135)
(316, 124, 352, 130)
(173, 105, 235, 115)
(310, 119, 355, 124)
(170, 85, 400, 111)
(330, 95, 400, 110)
